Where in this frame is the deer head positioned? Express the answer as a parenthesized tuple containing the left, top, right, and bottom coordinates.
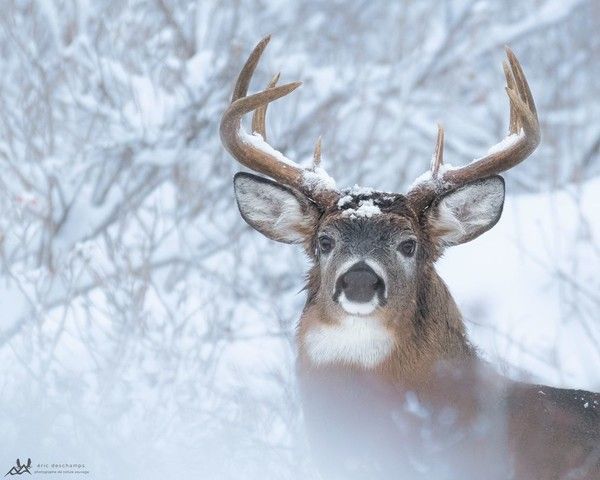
(221, 36, 540, 372)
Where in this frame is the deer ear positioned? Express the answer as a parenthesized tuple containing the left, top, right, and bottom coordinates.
(234, 172, 320, 244)
(427, 176, 505, 247)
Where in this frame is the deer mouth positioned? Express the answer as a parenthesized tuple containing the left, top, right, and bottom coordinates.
(333, 261, 387, 315)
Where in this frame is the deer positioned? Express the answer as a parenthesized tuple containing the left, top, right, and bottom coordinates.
(220, 36, 600, 479)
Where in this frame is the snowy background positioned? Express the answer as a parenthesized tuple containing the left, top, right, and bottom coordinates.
(0, 0, 598, 478)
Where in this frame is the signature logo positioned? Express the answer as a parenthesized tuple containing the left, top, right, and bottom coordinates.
(4, 459, 32, 476)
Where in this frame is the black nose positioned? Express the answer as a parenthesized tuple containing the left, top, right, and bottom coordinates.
(336, 262, 385, 303)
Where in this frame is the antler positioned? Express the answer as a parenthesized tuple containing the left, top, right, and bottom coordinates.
(220, 36, 339, 207)
(409, 47, 540, 210)
(431, 124, 444, 179)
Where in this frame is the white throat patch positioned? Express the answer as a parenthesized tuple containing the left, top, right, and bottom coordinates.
(304, 316, 394, 368)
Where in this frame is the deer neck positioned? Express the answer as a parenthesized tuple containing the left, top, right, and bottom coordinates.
(297, 265, 476, 387)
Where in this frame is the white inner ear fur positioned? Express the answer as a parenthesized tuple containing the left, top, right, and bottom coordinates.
(304, 316, 395, 368)
(432, 179, 504, 246)
(269, 194, 310, 242)
(235, 177, 314, 243)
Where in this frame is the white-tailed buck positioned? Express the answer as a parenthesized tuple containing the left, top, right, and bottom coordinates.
(221, 37, 600, 479)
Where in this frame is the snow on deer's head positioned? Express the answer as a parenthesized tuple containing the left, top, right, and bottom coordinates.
(221, 36, 539, 370)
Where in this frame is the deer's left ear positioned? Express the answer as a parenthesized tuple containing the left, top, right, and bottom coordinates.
(426, 176, 505, 247)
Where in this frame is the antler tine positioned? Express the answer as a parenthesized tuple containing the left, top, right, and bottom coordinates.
(506, 47, 537, 119)
(440, 48, 540, 187)
(312, 136, 322, 169)
(502, 60, 519, 135)
(251, 73, 280, 140)
(232, 36, 270, 102)
(431, 124, 444, 179)
(221, 36, 339, 207)
(407, 48, 539, 211)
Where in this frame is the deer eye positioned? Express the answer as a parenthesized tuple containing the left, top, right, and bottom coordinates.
(398, 239, 416, 257)
(318, 235, 335, 254)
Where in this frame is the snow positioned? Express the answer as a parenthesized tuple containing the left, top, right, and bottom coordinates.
(242, 131, 299, 167)
(438, 177, 600, 390)
(342, 185, 376, 196)
(403, 391, 429, 419)
(478, 130, 524, 158)
(242, 131, 338, 191)
(0, 280, 29, 336)
(408, 130, 524, 188)
(337, 185, 385, 216)
(304, 166, 337, 191)
(337, 194, 353, 208)
(409, 163, 456, 189)
(0, 2, 597, 478)
(341, 198, 382, 218)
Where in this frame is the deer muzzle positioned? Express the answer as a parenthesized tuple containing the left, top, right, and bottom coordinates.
(334, 261, 386, 314)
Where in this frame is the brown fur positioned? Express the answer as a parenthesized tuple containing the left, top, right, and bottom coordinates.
(294, 197, 599, 480)
(298, 196, 474, 381)
(225, 38, 597, 478)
